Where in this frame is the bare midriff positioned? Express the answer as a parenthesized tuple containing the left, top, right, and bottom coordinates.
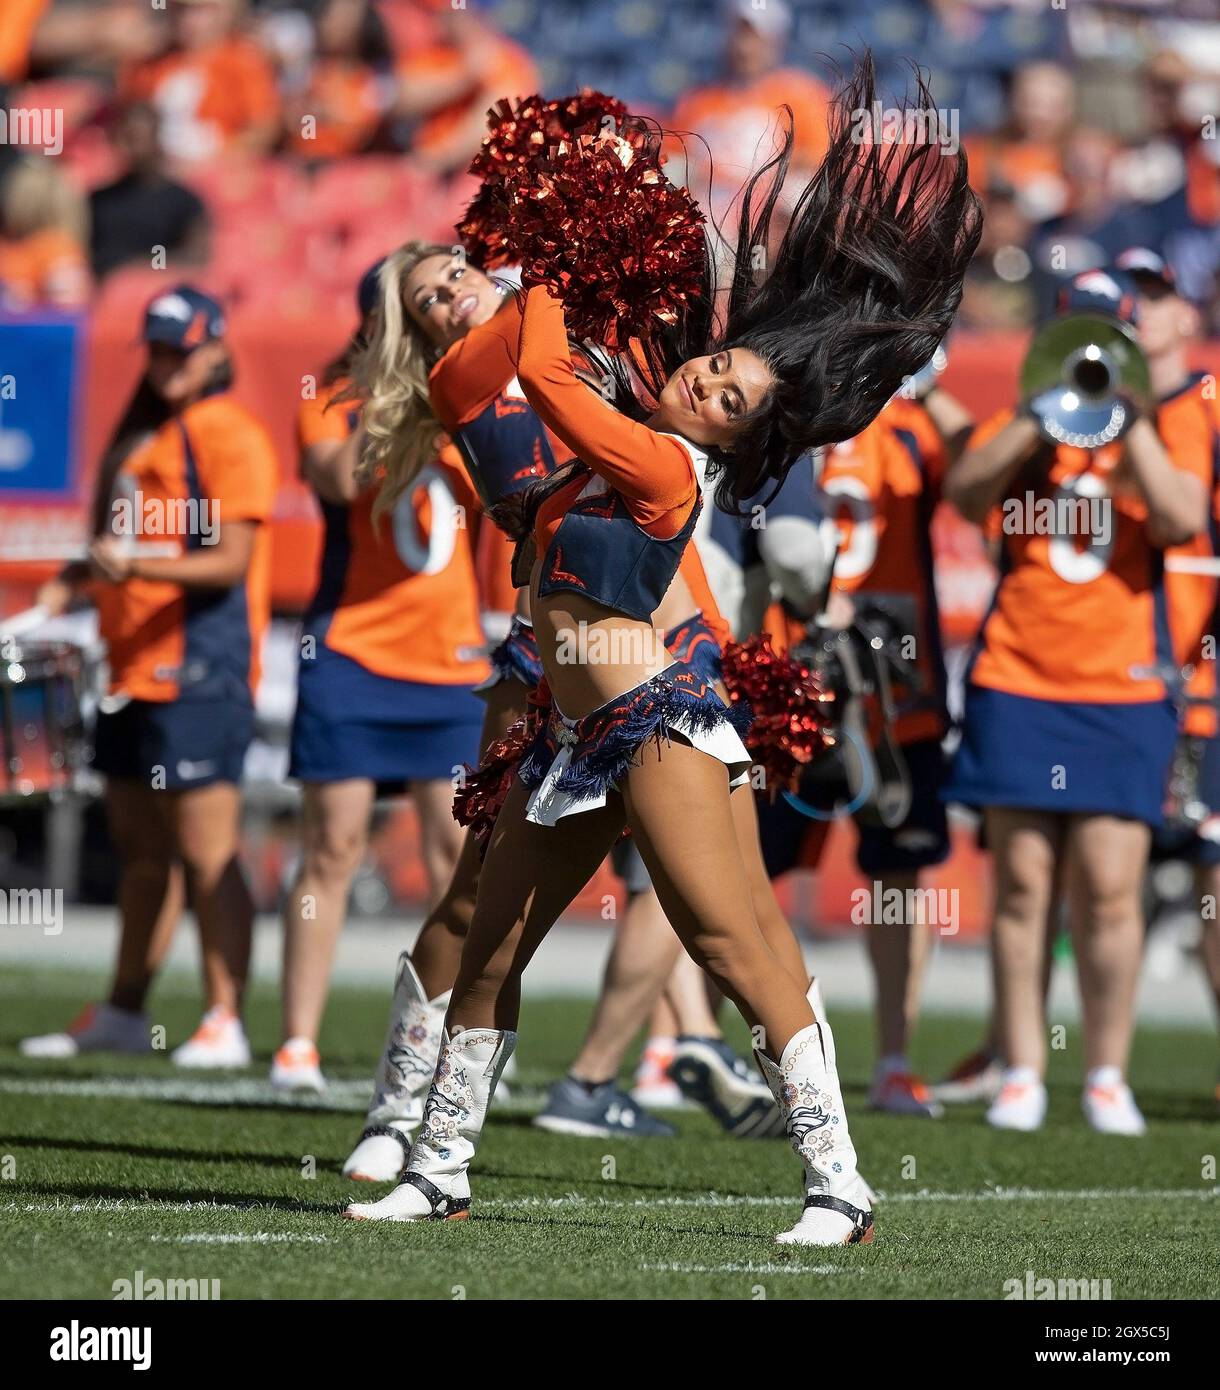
(531, 564, 697, 718)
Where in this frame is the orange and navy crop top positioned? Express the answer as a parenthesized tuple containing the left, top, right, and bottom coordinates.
(429, 292, 560, 511)
(514, 286, 706, 623)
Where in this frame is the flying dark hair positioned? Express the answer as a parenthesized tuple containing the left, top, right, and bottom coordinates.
(610, 53, 983, 513)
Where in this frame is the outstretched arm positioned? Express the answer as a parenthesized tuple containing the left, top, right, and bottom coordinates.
(429, 292, 524, 434)
(516, 286, 696, 531)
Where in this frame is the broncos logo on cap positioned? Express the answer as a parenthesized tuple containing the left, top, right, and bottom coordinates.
(148, 293, 195, 323)
(1070, 270, 1123, 304)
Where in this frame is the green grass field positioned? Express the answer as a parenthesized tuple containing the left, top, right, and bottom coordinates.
(0, 963, 1216, 1301)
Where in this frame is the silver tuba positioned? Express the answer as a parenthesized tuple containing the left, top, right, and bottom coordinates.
(1020, 312, 1150, 450)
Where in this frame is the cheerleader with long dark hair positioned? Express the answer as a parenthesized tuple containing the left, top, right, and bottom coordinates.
(346, 59, 982, 1244)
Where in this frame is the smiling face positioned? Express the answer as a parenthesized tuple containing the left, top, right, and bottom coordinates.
(402, 253, 504, 349)
(653, 348, 775, 449)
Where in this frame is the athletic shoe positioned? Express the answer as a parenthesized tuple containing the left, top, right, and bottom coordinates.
(532, 1076, 676, 1139)
(269, 1038, 325, 1093)
(19, 1002, 151, 1058)
(1082, 1070, 1146, 1137)
(171, 1006, 251, 1069)
(932, 1047, 1004, 1104)
(631, 1036, 686, 1108)
(668, 1036, 784, 1137)
(869, 1064, 944, 1118)
(985, 1068, 1047, 1132)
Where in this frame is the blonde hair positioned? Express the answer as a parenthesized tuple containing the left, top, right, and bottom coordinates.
(0, 157, 88, 242)
(352, 240, 453, 521)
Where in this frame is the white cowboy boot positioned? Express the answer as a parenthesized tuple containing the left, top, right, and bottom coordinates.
(342, 953, 451, 1181)
(756, 983, 874, 1246)
(344, 1027, 516, 1222)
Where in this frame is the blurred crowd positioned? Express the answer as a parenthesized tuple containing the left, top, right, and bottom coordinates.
(0, 0, 1218, 334)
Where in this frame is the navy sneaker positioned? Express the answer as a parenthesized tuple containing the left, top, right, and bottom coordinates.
(532, 1076, 676, 1139)
(668, 1036, 785, 1138)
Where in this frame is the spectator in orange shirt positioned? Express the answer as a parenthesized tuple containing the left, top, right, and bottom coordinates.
(282, 0, 397, 161)
(21, 285, 278, 1070)
(667, 0, 828, 213)
(965, 62, 1075, 225)
(122, 0, 280, 162)
(0, 0, 49, 82)
(394, 6, 537, 176)
(0, 155, 90, 309)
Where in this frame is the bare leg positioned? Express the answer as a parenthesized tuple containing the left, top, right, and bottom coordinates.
(172, 782, 253, 1015)
(865, 870, 932, 1060)
(731, 783, 809, 987)
(105, 779, 184, 1013)
(620, 741, 813, 1051)
(281, 779, 374, 1043)
(987, 806, 1063, 1076)
(567, 888, 682, 1083)
(448, 776, 627, 1032)
(1196, 864, 1220, 1023)
(411, 776, 468, 911)
(410, 678, 528, 997)
(1063, 814, 1149, 1074)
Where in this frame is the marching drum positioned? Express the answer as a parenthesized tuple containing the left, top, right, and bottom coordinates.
(0, 639, 86, 800)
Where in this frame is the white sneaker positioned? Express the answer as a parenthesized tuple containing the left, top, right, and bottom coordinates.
(1082, 1070, 1146, 1136)
(171, 1007, 251, 1069)
(986, 1068, 1047, 1132)
(270, 1038, 325, 1093)
(20, 1002, 151, 1058)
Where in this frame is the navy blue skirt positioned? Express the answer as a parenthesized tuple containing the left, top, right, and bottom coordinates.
(944, 684, 1178, 826)
(290, 644, 484, 790)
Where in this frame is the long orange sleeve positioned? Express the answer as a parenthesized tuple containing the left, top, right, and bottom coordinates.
(429, 293, 524, 435)
(516, 286, 697, 537)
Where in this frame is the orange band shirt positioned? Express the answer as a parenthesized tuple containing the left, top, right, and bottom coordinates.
(94, 393, 277, 702)
(297, 382, 490, 686)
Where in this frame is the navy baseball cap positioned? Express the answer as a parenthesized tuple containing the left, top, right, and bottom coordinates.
(1056, 267, 1140, 326)
(357, 259, 386, 319)
(142, 285, 225, 349)
(1114, 246, 1177, 291)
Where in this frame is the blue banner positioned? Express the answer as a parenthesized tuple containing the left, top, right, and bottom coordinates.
(0, 315, 84, 499)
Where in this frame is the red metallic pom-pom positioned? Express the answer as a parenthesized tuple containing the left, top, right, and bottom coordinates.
(452, 682, 552, 848)
(500, 130, 707, 349)
(721, 636, 835, 795)
(459, 91, 627, 269)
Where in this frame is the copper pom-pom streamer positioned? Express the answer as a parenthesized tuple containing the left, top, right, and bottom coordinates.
(458, 90, 627, 270)
(721, 635, 836, 796)
(452, 708, 540, 850)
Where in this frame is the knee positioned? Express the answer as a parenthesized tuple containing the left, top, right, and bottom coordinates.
(1078, 881, 1140, 936)
(300, 820, 367, 889)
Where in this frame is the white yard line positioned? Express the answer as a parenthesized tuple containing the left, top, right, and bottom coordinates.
(478, 1188, 1218, 1210)
(2, 1187, 1215, 1222)
(151, 1233, 331, 1245)
(639, 1261, 847, 1276)
(0, 1075, 541, 1113)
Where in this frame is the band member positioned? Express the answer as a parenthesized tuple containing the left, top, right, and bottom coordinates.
(272, 263, 491, 1091)
(22, 286, 275, 1067)
(943, 263, 1213, 1135)
(345, 59, 981, 1243)
(752, 377, 975, 1117)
